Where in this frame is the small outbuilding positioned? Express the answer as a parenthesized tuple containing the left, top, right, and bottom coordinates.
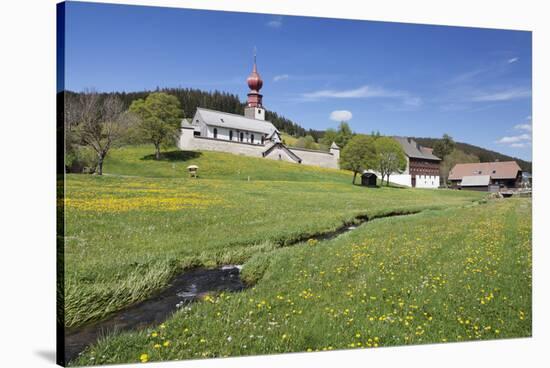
(361, 172, 378, 187)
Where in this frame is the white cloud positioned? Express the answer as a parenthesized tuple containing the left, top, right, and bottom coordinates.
(273, 74, 289, 82)
(266, 16, 282, 28)
(507, 57, 519, 64)
(514, 123, 532, 132)
(302, 85, 421, 108)
(329, 110, 353, 122)
(471, 87, 531, 102)
(510, 143, 528, 148)
(496, 133, 531, 144)
(303, 85, 396, 99)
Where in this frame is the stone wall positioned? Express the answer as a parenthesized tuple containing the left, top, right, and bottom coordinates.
(179, 128, 340, 169)
(288, 147, 339, 169)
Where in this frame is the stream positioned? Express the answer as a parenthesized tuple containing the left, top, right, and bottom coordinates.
(64, 211, 417, 363)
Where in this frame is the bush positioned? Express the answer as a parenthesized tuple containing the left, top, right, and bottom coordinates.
(65, 145, 98, 174)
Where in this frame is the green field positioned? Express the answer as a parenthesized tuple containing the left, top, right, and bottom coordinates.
(63, 145, 531, 365)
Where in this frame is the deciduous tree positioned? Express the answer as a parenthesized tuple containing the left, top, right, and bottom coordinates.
(129, 92, 183, 159)
(433, 133, 455, 160)
(340, 135, 377, 184)
(373, 137, 407, 185)
(68, 90, 134, 175)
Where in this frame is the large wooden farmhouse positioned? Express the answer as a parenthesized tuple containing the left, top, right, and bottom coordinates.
(448, 161, 522, 191)
(387, 137, 441, 188)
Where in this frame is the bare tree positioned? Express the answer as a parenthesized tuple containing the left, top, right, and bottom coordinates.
(68, 90, 134, 175)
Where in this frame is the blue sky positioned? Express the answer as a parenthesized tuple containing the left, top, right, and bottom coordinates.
(63, 2, 532, 160)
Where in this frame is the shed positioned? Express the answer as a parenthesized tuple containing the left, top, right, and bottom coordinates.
(361, 172, 378, 187)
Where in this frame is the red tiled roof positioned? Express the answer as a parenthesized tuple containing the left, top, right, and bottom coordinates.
(448, 161, 521, 180)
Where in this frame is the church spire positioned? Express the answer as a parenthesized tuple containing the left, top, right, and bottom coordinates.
(244, 49, 266, 120)
(246, 48, 263, 107)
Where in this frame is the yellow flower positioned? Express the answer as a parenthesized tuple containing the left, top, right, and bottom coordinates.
(139, 353, 149, 363)
(151, 332, 158, 338)
(154, 344, 161, 349)
(163, 341, 170, 347)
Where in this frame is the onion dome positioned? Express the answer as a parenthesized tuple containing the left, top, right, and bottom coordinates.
(247, 62, 263, 92)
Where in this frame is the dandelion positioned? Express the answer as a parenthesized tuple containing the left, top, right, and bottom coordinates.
(153, 344, 161, 349)
(163, 341, 170, 347)
(151, 332, 158, 338)
(139, 353, 148, 363)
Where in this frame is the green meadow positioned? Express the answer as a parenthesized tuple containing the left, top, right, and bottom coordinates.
(63, 145, 531, 365)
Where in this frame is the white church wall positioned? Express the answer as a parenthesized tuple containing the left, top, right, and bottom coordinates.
(414, 175, 440, 189)
(179, 132, 266, 157)
(205, 126, 265, 145)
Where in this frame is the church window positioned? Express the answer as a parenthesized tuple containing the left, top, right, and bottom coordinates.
(251, 134, 255, 144)
(261, 136, 265, 144)
(229, 130, 233, 140)
(213, 128, 218, 139)
(240, 132, 244, 142)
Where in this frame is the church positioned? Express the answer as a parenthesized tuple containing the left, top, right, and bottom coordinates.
(178, 59, 341, 169)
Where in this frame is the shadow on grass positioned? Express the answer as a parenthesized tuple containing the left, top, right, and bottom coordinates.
(141, 150, 202, 162)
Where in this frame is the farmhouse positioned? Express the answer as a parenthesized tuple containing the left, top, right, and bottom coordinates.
(386, 137, 441, 188)
(178, 58, 340, 169)
(448, 161, 522, 191)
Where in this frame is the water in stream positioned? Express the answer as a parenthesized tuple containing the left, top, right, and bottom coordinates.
(64, 212, 412, 363)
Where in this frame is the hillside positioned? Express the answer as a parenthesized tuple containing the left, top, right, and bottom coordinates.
(104, 145, 351, 183)
(412, 137, 532, 172)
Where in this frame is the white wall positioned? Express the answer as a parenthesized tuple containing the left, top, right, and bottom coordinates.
(387, 174, 412, 187)
(178, 126, 340, 169)
(289, 147, 339, 169)
(414, 175, 440, 188)
(205, 126, 265, 145)
(264, 146, 300, 163)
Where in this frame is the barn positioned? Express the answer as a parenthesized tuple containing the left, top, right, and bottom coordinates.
(449, 161, 522, 191)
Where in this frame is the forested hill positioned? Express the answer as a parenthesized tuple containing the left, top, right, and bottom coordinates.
(413, 137, 532, 173)
(62, 88, 324, 140)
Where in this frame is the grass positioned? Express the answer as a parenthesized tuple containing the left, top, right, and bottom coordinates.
(63, 146, 485, 330)
(71, 197, 531, 365)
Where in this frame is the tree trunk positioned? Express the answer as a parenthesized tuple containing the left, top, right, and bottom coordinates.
(155, 143, 161, 160)
(97, 154, 104, 176)
(352, 171, 357, 185)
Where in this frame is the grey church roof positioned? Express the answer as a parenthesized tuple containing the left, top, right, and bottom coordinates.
(393, 136, 441, 161)
(195, 108, 279, 135)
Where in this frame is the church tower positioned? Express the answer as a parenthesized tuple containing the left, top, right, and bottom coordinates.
(244, 53, 265, 121)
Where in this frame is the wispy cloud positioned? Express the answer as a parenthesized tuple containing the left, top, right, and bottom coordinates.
(266, 16, 283, 28)
(329, 110, 352, 122)
(470, 87, 531, 102)
(507, 57, 519, 64)
(273, 74, 289, 82)
(301, 85, 421, 107)
(496, 134, 531, 144)
(514, 123, 532, 132)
